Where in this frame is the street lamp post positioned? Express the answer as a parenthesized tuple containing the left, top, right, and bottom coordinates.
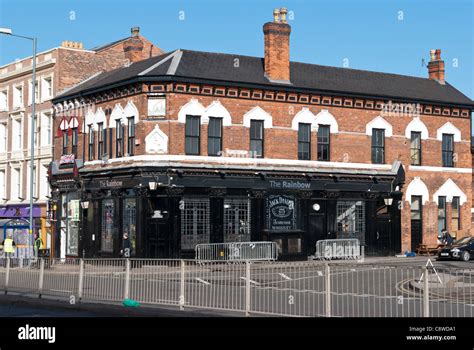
(1, 28, 37, 240)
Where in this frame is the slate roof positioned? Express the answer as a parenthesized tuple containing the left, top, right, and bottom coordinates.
(55, 49, 474, 107)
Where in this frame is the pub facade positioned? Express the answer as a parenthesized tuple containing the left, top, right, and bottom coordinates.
(49, 9, 473, 260)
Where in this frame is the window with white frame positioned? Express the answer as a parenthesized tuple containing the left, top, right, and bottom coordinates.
(40, 111, 52, 146)
(0, 90, 7, 111)
(41, 76, 52, 100)
(0, 123, 7, 153)
(27, 164, 37, 199)
(13, 85, 23, 107)
(25, 162, 38, 200)
(39, 164, 49, 199)
(29, 114, 38, 147)
(0, 170, 5, 200)
(28, 80, 39, 105)
(11, 118, 22, 150)
(11, 167, 21, 199)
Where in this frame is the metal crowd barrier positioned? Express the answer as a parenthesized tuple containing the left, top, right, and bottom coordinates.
(195, 242, 278, 262)
(315, 239, 361, 260)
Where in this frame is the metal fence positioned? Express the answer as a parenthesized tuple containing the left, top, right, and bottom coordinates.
(0, 257, 473, 317)
(195, 242, 278, 262)
(314, 239, 361, 260)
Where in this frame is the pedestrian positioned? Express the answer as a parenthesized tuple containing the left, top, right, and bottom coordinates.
(121, 233, 131, 258)
(4, 234, 16, 259)
(34, 233, 43, 259)
(442, 230, 454, 246)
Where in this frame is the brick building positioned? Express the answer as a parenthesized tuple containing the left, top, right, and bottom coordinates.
(50, 9, 473, 259)
(0, 28, 162, 256)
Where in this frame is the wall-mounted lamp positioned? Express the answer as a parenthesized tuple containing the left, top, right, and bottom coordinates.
(80, 201, 89, 209)
(384, 198, 393, 206)
(312, 203, 320, 211)
(149, 182, 158, 190)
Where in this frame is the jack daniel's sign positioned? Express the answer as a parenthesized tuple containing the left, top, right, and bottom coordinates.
(266, 195, 297, 231)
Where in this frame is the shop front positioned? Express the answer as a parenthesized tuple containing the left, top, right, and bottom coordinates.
(73, 161, 404, 260)
(0, 205, 42, 258)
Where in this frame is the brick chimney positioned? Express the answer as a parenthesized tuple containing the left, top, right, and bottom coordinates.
(123, 27, 145, 63)
(427, 49, 445, 85)
(263, 8, 291, 83)
(61, 41, 84, 49)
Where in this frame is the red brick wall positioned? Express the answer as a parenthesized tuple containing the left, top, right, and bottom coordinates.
(57, 36, 163, 92)
(54, 90, 473, 253)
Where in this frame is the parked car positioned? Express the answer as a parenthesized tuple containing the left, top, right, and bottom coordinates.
(437, 236, 474, 261)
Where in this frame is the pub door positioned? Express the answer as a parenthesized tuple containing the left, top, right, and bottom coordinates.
(307, 201, 327, 256)
(366, 202, 391, 256)
(369, 216, 391, 255)
(145, 217, 170, 258)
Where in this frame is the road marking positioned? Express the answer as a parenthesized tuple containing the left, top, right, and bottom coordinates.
(278, 273, 292, 280)
(195, 277, 210, 285)
(240, 277, 260, 285)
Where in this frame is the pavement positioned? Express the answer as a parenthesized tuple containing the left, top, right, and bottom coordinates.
(0, 293, 244, 317)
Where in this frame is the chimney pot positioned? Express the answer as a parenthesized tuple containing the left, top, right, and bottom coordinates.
(131, 27, 140, 37)
(280, 8, 288, 23)
(61, 41, 84, 49)
(273, 8, 280, 22)
(430, 49, 436, 61)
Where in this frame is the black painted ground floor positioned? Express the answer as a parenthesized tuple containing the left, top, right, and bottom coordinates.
(49, 163, 404, 260)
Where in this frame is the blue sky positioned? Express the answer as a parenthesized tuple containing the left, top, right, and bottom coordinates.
(0, 0, 473, 99)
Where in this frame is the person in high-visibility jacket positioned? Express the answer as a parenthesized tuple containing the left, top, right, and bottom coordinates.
(34, 233, 43, 258)
(3, 235, 16, 258)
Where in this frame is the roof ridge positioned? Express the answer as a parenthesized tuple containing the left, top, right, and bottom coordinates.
(90, 36, 130, 52)
(166, 50, 183, 75)
(138, 50, 178, 76)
